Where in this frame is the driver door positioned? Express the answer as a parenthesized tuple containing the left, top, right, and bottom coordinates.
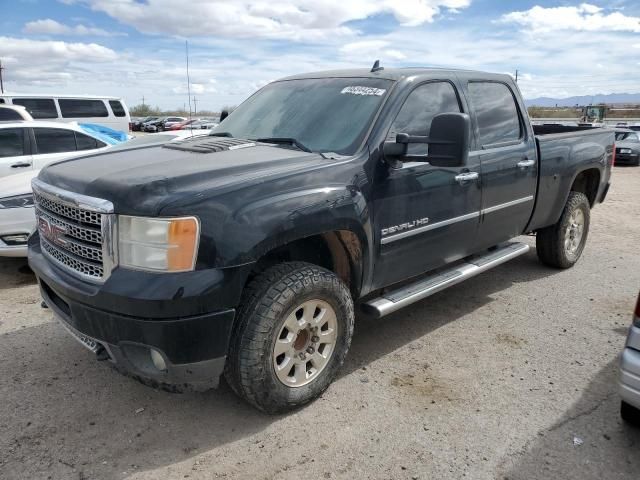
(372, 81, 482, 289)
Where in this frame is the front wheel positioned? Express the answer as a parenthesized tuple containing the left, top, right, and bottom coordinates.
(536, 191, 590, 269)
(225, 262, 354, 413)
(621, 401, 640, 427)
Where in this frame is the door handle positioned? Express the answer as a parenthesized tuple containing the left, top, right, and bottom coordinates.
(454, 171, 479, 184)
(11, 162, 32, 169)
(517, 159, 535, 169)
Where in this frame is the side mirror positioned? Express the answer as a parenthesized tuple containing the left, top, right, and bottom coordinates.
(220, 110, 229, 122)
(382, 112, 471, 168)
(428, 112, 470, 167)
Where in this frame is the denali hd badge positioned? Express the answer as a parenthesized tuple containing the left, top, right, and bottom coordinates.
(381, 217, 429, 236)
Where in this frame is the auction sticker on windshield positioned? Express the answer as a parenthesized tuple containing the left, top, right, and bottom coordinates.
(340, 86, 386, 96)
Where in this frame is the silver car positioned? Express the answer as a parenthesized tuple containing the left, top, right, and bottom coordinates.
(620, 292, 640, 425)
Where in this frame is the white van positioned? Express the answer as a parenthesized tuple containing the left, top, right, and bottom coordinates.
(0, 94, 130, 133)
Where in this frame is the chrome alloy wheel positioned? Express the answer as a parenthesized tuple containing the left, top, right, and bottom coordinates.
(273, 299, 338, 387)
(564, 208, 585, 256)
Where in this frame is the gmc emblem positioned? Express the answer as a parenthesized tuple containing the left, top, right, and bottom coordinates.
(38, 216, 68, 246)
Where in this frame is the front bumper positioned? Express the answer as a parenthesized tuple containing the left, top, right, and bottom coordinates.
(28, 235, 250, 390)
(620, 324, 640, 409)
(0, 206, 35, 257)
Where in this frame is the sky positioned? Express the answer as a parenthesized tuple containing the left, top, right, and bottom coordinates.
(1, 0, 639, 111)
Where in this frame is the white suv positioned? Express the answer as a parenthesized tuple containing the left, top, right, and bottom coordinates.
(0, 121, 110, 178)
(0, 105, 34, 121)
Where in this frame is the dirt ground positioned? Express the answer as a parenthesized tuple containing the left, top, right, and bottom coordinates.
(1, 168, 639, 480)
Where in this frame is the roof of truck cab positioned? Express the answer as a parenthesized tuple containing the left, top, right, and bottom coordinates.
(279, 67, 513, 82)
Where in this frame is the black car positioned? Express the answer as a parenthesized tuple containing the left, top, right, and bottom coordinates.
(615, 129, 640, 166)
(131, 116, 158, 132)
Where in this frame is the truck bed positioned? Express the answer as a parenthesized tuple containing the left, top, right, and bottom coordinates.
(526, 126, 614, 232)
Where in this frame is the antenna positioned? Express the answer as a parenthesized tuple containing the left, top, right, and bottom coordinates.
(515, 69, 519, 83)
(371, 60, 383, 72)
(185, 40, 193, 121)
(0, 59, 5, 94)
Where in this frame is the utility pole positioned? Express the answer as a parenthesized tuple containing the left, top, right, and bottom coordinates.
(193, 96, 198, 115)
(141, 95, 145, 107)
(0, 59, 5, 94)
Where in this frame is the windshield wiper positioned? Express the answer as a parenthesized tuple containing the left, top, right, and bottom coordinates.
(209, 132, 234, 137)
(255, 137, 312, 153)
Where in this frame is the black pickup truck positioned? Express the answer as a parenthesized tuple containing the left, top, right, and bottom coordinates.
(28, 66, 614, 412)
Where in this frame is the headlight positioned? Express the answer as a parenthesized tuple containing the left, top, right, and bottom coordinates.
(619, 148, 632, 154)
(0, 194, 34, 209)
(118, 216, 200, 272)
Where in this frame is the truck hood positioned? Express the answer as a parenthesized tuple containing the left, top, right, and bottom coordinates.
(37, 139, 330, 216)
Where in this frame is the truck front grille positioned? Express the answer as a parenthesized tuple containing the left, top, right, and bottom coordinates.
(32, 180, 115, 282)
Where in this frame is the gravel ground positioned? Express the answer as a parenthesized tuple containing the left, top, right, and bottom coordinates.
(1, 167, 639, 480)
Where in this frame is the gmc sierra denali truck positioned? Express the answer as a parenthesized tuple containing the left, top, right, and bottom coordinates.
(28, 67, 614, 413)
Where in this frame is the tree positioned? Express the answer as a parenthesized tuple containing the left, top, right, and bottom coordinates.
(129, 104, 161, 117)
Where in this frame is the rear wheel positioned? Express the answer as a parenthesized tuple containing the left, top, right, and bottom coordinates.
(621, 401, 640, 427)
(224, 262, 354, 413)
(536, 191, 590, 268)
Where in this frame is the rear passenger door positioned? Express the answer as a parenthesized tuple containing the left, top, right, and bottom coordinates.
(0, 128, 32, 178)
(462, 79, 537, 250)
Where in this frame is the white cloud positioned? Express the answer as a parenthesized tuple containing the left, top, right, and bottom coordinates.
(500, 3, 640, 33)
(340, 40, 406, 61)
(70, 0, 471, 41)
(23, 18, 125, 36)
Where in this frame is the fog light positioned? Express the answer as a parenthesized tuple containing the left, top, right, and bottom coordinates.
(150, 348, 167, 371)
(1, 234, 29, 246)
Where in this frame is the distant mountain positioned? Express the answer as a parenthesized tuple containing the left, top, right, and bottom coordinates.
(525, 93, 640, 107)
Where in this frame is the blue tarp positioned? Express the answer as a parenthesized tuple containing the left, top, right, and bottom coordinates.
(78, 123, 129, 145)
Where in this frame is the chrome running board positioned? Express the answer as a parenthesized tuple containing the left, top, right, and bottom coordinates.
(362, 242, 530, 318)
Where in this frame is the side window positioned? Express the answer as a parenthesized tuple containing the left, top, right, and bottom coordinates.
(0, 128, 25, 157)
(34, 128, 77, 154)
(0, 108, 23, 121)
(467, 82, 522, 147)
(108, 100, 126, 117)
(12, 98, 58, 119)
(59, 99, 109, 118)
(75, 132, 106, 150)
(389, 82, 461, 155)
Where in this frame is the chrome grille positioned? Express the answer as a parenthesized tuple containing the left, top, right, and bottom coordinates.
(32, 179, 115, 282)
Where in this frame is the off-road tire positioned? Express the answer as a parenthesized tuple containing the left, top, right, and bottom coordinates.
(621, 401, 640, 427)
(224, 262, 354, 413)
(536, 191, 590, 268)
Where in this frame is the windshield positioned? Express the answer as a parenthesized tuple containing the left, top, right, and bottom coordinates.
(210, 77, 393, 155)
(616, 131, 639, 142)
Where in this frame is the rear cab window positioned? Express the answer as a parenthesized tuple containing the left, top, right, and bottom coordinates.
(12, 98, 58, 119)
(0, 128, 26, 157)
(467, 82, 522, 147)
(59, 99, 109, 118)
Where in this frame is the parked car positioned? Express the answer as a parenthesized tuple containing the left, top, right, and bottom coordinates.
(0, 169, 38, 256)
(131, 116, 159, 132)
(0, 121, 116, 178)
(0, 130, 208, 257)
(620, 292, 640, 426)
(29, 66, 613, 413)
(143, 116, 186, 132)
(0, 94, 130, 132)
(169, 118, 199, 130)
(0, 105, 34, 121)
(614, 129, 640, 166)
